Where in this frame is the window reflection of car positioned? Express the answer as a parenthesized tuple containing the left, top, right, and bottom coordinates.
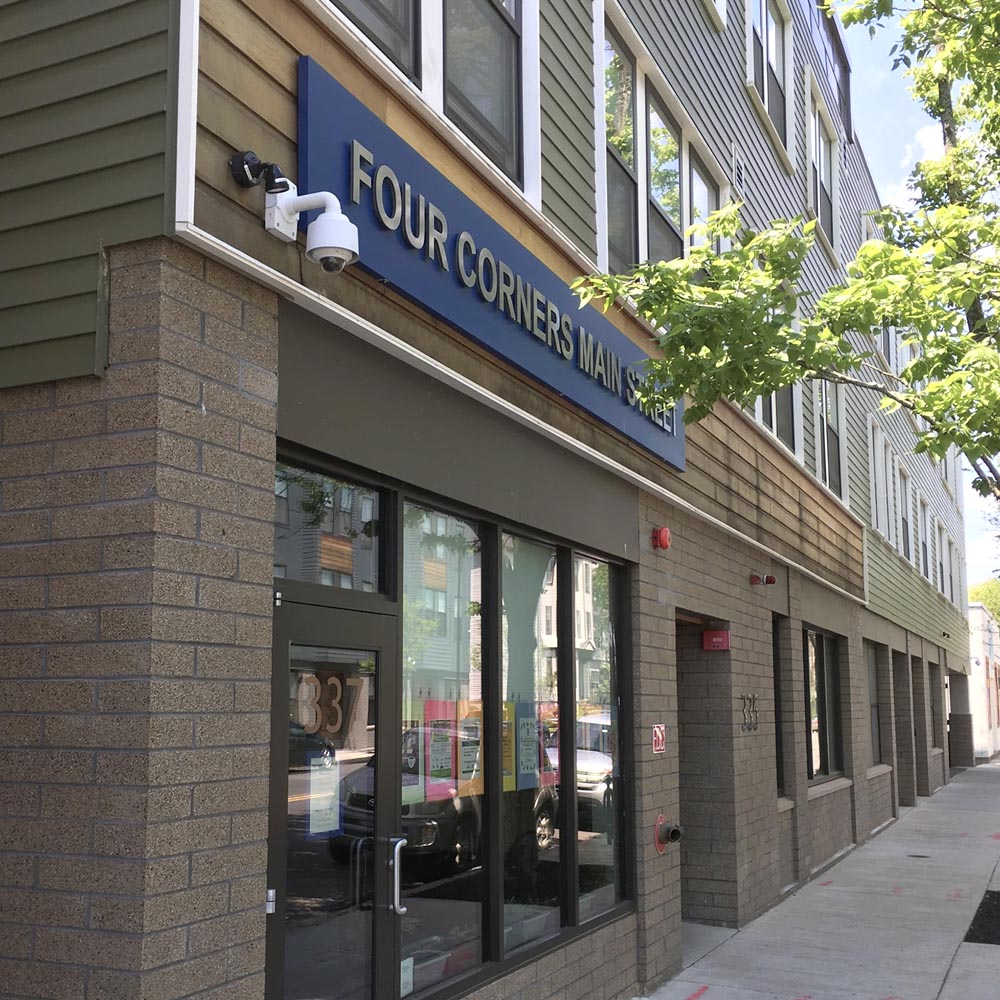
(288, 719, 335, 770)
(544, 712, 614, 830)
(330, 726, 558, 874)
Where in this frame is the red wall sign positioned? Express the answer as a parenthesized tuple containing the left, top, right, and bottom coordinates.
(652, 724, 666, 754)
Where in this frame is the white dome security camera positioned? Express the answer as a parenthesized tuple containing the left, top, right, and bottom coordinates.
(264, 182, 359, 272)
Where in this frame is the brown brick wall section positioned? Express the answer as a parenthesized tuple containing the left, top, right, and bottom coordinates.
(808, 784, 854, 868)
(892, 651, 917, 806)
(0, 238, 278, 1000)
(949, 713, 975, 768)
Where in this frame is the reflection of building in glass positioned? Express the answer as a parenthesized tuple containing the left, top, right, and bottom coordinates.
(273, 467, 380, 593)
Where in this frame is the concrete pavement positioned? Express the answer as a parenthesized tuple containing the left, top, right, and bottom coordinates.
(649, 762, 1000, 1000)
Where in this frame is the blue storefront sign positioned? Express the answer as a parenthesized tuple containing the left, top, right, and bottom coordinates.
(298, 57, 684, 470)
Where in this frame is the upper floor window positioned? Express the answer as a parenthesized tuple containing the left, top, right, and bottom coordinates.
(818, 381, 842, 497)
(869, 422, 894, 543)
(806, 73, 838, 252)
(897, 464, 912, 562)
(647, 92, 683, 262)
(689, 153, 720, 248)
(810, 3, 852, 137)
(936, 521, 946, 594)
(918, 498, 930, 580)
(334, 0, 419, 80)
(332, 0, 523, 184)
(604, 25, 638, 273)
(749, 0, 792, 157)
(759, 384, 798, 454)
(599, 16, 727, 272)
(445, 1, 522, 183)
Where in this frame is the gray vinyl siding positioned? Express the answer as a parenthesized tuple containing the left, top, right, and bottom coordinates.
(540, 0, 598, 260)
(613, 0, 967, 655)
(0, 0, 173, 388)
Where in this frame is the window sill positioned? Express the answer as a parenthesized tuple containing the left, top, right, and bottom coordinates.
(807, 776, 852, 800)
(931, 746, 944, 756)
(746, 84, 794, 175)
(867, 763, 892, 779)
(777, 796, 795, 814)
(807, 210, 840, 268)
(698, 0, 726, 31)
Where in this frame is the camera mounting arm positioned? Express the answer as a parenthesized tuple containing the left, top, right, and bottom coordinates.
(265, 185, 343, 242)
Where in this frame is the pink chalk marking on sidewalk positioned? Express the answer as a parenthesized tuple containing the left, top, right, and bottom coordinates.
(959, 832, 969, 837)
(891, 887, 903, 895)
(683, 987, 709, 1000)
(991, 833, 1000, 841)
(819, 880, 833, 886)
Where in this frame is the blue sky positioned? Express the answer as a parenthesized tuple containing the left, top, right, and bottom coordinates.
(843, 20, 999, 586)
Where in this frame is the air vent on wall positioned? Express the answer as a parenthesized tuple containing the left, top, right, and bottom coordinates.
(731, 143, 748, 201)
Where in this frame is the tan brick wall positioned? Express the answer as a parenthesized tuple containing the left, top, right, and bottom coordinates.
(867, 771, 894, 831)
(777, 806, 796, 890)
(0, 238, 278, 999)
(808, 784, 854, 868)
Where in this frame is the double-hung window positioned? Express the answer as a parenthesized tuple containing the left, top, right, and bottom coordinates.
(332, 0, 523, 184)
(646, 92, 683, 262)
(749, 0, 791, 153)
(689, 153, 720, 248)
(806, 72, 837, 250)
(818, 382, 842, 497)
(918, 498, 930, 579)
(600, 18, 724, 271)
(604, 25, 638, 273)
(866, 641, 882, 766)
(897, 465, 912, 561)
(759, 385, 797, 453)
(937, 522, 946, 593)
(334, 0, 419, 79)
(445, 1, 522, 183)
(805, 629, 842, 780)
(869, 424, 895, 542)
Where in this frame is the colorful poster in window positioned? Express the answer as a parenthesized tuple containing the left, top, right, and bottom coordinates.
(425, 700, 455, 801)
(308, 756, 340, 835)
(401, 700, 424, 806)
(502, 701, 516, 792)
(458, 700, 483, 796)
(516, 701, 539, 790)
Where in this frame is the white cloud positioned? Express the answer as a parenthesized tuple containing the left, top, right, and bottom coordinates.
(915, 123, 944, 161)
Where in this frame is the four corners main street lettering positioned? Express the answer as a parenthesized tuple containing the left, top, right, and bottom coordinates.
(349, 139, 675, 438)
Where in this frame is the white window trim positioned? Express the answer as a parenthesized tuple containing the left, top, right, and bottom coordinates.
(936, 519, 947, 594)
(754, 383, 805, 463)
(598, 4, 732, 268)
(804, 66, 841, 265)
(744, 0, 795, 174)
(883, 439, 896, 548)
(813, 380, 849, 504)
(699, 0, 727, 31)
(868, 419, 884, 534)
(300, 0, 543, 210)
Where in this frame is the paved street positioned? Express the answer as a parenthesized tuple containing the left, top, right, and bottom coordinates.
(651, 763, 1000, 1000)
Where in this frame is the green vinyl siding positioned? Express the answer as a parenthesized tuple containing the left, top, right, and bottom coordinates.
(540, 0, 597, 260)
(0, 0, 173, 388)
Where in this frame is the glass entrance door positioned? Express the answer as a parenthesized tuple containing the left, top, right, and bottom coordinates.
(268, 604, 398, 1000)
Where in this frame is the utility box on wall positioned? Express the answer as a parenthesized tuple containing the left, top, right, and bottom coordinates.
(702, 629, 730, 651)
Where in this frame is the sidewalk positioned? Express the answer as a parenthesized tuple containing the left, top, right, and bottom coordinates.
(650, 762, 1000, 1000)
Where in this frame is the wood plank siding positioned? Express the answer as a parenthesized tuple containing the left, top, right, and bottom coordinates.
(0, 0, 174, 386)
(193, 0, 864, 599)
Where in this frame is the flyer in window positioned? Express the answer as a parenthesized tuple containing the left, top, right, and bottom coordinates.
(502, 701, 516, 792)
(308, 754, 340, 836)
(458, 700, 484, 796)
(516, 701, 539, 790)
(401, 699, 424, 806)
(425, 701, 455, 801)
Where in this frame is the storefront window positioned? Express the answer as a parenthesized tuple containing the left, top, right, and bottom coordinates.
(273, 463, 380, 592)
(501, 534, 561, 952)
(805, 629, 842, 780)
(573, 555, 620, 920)
(399, 504, 484, 994)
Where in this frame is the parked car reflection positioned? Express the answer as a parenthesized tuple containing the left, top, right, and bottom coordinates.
(544, 712, 614, 831)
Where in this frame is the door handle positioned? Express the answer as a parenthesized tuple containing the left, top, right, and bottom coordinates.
(389, 837, 408, 915)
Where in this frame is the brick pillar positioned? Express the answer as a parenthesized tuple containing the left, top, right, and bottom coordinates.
(632, 497, 680, 990)
(0, 237, 278, 999)
(676, 622, 737, 925)
(839, 611, 871, 844)
(948, 672, 975, 767)
(892, 650, 917, 806)
(912, 656, 933, 796)
(875, 643, 899, 814)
